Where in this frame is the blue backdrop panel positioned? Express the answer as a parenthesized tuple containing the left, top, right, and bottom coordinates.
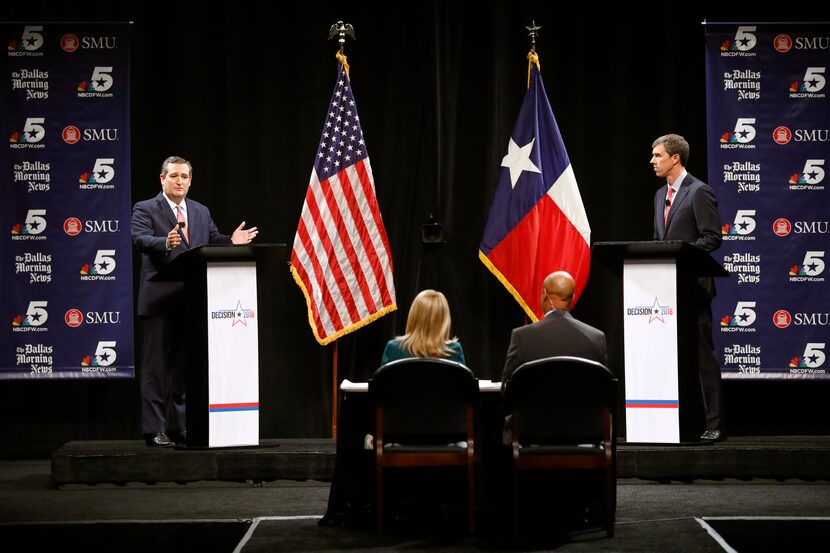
(706, 23, 829, 380)
(1, 22, 133, 379)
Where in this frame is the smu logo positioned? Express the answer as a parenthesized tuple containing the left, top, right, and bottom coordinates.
(773, 309, 792, 329)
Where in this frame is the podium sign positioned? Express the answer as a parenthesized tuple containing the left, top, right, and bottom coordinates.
(206, 263, 259, 447)
(153, 244, 287, 448)
(593, 241, 727, 443)
(623, 261, 680, 443)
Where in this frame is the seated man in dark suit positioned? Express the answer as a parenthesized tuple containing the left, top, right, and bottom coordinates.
(501, 270, 607, 387)
(499, 270, 607, 447)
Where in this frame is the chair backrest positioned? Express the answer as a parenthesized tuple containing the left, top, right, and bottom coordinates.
(503, 356, 617, 445)
(369, 358, 477, 444)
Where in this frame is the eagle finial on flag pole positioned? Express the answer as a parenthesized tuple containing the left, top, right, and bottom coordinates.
(329, 21, 355, 77)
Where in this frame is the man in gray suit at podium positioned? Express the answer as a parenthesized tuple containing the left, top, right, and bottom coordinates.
(131, 156, 258, 447)
(650, 133, 724, 442)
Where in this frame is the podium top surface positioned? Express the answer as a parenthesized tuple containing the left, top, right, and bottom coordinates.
(592, 240, 728, 277)
(152, 243, 288, 282)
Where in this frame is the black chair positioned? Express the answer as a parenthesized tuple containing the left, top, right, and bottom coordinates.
(369, 357, 478, 534)
(503, 355, 618, 538)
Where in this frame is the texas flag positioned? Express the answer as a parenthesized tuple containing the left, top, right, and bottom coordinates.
(479, 53, 591, 321)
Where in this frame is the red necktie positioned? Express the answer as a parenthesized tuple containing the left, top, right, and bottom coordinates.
(664, 186, 674, 226)
(176, 205, 189, 242)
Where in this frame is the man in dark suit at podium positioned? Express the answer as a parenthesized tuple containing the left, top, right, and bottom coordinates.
(131, 156, 258, 447)
(650, 134, 724, 442)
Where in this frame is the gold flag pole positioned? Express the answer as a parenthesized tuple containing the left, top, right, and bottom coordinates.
(326, 20, 356, 439)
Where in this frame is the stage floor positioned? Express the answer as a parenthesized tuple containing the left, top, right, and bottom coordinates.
(51, 436, 830, 485)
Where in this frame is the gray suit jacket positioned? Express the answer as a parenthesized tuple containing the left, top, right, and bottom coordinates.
(500, 309, 608, 386)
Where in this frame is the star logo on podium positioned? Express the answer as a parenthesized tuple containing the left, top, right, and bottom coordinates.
(232, 300, 248, 327)
(649, 297, 667, 324)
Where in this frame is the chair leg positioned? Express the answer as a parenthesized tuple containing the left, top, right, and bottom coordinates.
(467, 463, 475, 535)
(512, 468, 520, 538)
(376, 466, 383, 533)
(607, 472, 615, 537)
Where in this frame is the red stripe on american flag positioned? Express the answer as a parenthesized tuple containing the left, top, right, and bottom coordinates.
(312, 176, 363, 324)
(305, 180, 360, 326)
(353, 160, 394, 307)
(326, 169, 377, 315)
(295, 210, 342, 335)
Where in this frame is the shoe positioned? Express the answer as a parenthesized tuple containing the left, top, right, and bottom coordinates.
(168, 430, 187, 445)
(700, 429, 723, 442)
(145, 432, 174, 447)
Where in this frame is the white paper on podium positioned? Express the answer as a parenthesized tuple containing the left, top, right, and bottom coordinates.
(206, 262, 259, 447)
(623, 260, 680, 443)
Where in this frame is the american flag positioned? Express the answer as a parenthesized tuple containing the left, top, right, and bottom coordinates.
(290, 56, 397, 345)
(480, 54, 591, 321)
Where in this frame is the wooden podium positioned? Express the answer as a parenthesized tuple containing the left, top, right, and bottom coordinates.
(592, 240, 728, 443)
(153, 244, 287, 447)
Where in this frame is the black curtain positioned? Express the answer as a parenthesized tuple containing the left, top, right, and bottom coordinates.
(3, 1, 830, 457)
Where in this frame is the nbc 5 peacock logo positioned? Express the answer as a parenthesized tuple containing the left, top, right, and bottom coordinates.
(81, 341, 118, 373)
(722, 210, 756, 241)
(789, 67, 826, 99)
(77, 67, 114, 98)
(720, 301, 756, 333)
(789, 343, 826, 374)
(79, 158, 116, 190)
(7, 25, 44, 57)
(789, 159, 825, 191)
(10, 209, 47, 241)
(788, 251, 825, 282)
(80, 250, 117, 281)
(9, 117, 47, 149)
(720, 118, 756, 149)
(720, 26, 757, 57)
(11, 301, 48, 332)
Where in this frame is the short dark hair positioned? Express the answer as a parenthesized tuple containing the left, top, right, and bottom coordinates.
(652, 134, 689, 166)
(160, 156, 192, 176)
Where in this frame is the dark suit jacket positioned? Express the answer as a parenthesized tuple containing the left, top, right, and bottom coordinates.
(654, 172, 721, 250)
(132, 192, 231, 316)
(500, 309, 607, 386)
(653, 172, 723, 296)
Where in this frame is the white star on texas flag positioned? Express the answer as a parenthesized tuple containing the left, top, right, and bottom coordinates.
(501, 137, 541, 188)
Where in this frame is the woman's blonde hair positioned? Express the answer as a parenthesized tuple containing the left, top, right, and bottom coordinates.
(398, 289, 457, 358)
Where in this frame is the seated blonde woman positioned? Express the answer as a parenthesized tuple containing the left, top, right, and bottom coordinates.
(380, 289, 465, 365)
